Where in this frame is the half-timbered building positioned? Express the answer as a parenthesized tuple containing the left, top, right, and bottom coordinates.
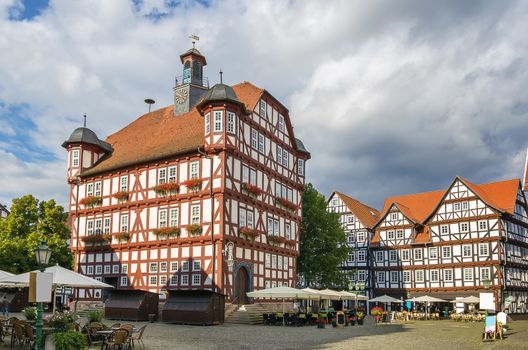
(327, 192, 379, 297)
(62, 46, 310, 304)
(371, 176, 528, 313)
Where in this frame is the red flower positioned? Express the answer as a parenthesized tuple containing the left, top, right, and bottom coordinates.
(152, 226, 181, 238)
(183, 178, 202, 190)
(242, 183, 264, 197)
(79, 196, 103, 208)
(112, 191, 130, 201)
(275, 198, 298, 212)
(240, 227, 259, 239)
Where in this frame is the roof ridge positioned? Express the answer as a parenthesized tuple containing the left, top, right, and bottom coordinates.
(335, 191, 380, 214)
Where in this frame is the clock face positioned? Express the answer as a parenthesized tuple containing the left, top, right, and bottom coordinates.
(175, 89, 188, 104)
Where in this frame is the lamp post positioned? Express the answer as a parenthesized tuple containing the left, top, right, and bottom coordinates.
(35, 242, 51, 350)
(197, 147, 216, 292)
(482, 278, 491, 319)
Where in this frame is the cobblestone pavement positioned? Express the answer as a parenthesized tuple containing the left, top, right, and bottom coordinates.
(134, 317, 528, 350)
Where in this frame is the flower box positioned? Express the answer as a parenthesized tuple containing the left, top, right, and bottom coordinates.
(114, 232, 131, 242)
(79, 196, 102, 208)
(81, 234, 111, 243)
(240, 227, 259, 241)
(242, 183, 263, 198)
(183, 178, 202, 191)
(188, 224, 202, 235)
(285, 239, 296, 247)
(153, 182, 180, 196)
(112, 191, 130, 202)
(152, 226, 181, 239)
(275, 198, 298, 212)
(268, 235, 286, 245)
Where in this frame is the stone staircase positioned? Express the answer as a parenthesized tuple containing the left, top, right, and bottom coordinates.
(224, 304, 267, 325)
(74, 302, 104, 318)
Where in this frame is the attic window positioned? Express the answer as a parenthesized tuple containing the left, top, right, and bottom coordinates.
(72, 150, 80, 167)
(278, 115, 285, 132)
(260, 100, 267, 118)
(391, 213, 398, 221)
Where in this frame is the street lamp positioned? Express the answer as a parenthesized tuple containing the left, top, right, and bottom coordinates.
(35, 242, 51, 350)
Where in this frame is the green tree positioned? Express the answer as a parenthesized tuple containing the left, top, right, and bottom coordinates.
(297, 183, 350, 288)
(0, 195, 72, 273)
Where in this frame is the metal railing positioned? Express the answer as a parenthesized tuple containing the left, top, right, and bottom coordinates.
(174, 75, 209, 88)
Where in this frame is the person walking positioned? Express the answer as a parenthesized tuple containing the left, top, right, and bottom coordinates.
(1, 295, 9, 317)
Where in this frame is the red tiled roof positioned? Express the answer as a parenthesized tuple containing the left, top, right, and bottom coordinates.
(380, 189, 446, 224)
(334, 191, 380, 229)
(462, 178, 520, 215)
(81, 82, 265, 177)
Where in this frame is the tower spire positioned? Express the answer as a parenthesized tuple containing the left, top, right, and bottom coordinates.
(83, 114, 87, 128)
(219, 69, 223, 84)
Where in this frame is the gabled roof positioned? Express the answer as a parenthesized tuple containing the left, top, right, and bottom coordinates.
(378, 189, 446, 226)
(232, 81, 264, 111)
(332, 191, 380, 229)
(460, 177, 519, 215)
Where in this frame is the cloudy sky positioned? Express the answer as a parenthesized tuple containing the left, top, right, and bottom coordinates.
(1, 0, 528, 210)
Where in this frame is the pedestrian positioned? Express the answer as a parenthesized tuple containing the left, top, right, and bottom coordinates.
(2, 295, 9, 317)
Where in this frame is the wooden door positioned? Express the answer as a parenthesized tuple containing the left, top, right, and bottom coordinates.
(235, 267, 249, 305)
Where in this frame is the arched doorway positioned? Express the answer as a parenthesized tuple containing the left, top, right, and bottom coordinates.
(234, 266, 250, 305)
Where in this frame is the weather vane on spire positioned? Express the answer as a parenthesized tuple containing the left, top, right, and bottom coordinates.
(189, 34, 200, 48)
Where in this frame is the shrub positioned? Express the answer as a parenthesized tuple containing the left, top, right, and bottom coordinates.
(86, 310, 103, 323)
(53, 331, 87, 350)
(23, 306, 37, 320)
(45, 311, 77, 332)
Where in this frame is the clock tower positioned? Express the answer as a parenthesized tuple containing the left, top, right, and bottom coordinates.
(173, 47, 209, 116)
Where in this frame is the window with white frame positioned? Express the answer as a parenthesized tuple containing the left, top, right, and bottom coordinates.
(282, 149, 289, 167)
(463, 268, 474, 281)
(160, 275, 167, 285)
(278, 115, 285, 132)
(120, 276, 128, 286)
(120, 215, 128, 232)
(357, 232, 365, 242)
(149, 262, 158, 273)
(95, 266, 102, 275)
(441, 225, 448, 234)
(72, 149, 80, 167)
(347, 215, 354, 224)
(390, 271, 399, 283)
(149, 276, 157, 286)
(479, 221, 488, 230)
(480, 267, 491, 281)
(158, 168, 167, 184)
(104, 265, 110, 274)
(375, 251, 383, 262)
(192, 274, 201, 285)
(444, 269, 453, 282)
(332, 198, 338, 207)
(170, 208, 179, 227)
(442, 246, 451, 258)
(429, 247, 438, 259)
(242, 165, 249, 183)
(415, 270, 424, 283)
(213, 110, 223, 132)
(376, 272, 385, 283)
(460, 222, 469, 232)
(119, 176, 127, 191)
(358, 270, 366, 281)
(403, 271, 411, 283)
(170, 262, 178, 272)
(431, 270, 439, 282)
(277, 145, 283, 165)
(387, 231, 395, 240)
(158, 209, 167, 228)
(170, 275, 178, 286)
(278, 256, 283, 270)
(247, 210, 254, 229)
(239, 210, 247, 228)
(259, 100, 267, 117)
(396, 230, 404, 239)
(95, 181, 102, 196)
(87, 266, 94, 275)
(95, 219, 102, 234)
(391, 212, 398, 221)
(160, 262, 167, 272)
(272, 255, 277, 269)
(414, 248, 422, 260)
(479, 243, 489, 256)
(103, 218, 111, 234)
(273, 220, 280, 236)
(401, 249, 410, 261)
(348, 233, 356, 244)
(190, 161, 199, 179)
(191, 205, 200, 224)
(454, 202, 461, 211)
(348, 252, 355, 263)
(389, 250, 397, 262)
(251, 129, 258, 149)
(87, 183, 94, 197)
(181, 261, 189, 272)
(298, 159, 304, 176)
(462, 201, 468, 210)
(227, 112, 235, 134)
(265, 254, 270, 268)
(283, 257, 288, 270)
(205, 113, 210, 134)
(267, 218, 274, 235)
(168, 166, 177, 183)
(285, 223, 291, 240)
(258, 133, 265, 153)
(112, 265, 119, 274)
(357, 250, 366, 262)
(193, 260, 201, 271)
(121, 264, 128, 274)
(462, 245, 472, 257)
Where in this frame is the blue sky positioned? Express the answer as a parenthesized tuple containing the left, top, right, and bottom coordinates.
(1, 0, 528, 211)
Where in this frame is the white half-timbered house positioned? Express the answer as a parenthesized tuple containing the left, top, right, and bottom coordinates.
(327, 192, 379, 297)
(371, 177, 528, 313)
(62, 46, 310, 304)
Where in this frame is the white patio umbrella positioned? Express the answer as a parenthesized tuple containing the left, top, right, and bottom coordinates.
(407, 295, 447, 319)
(449, 296, 480, 304)
(247, 287, 312, 325)
(369, 295, 402, 303)
(0, 270, 14, 280)
(0, 264, 113, 312)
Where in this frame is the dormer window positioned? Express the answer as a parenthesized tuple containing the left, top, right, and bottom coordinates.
(72, 150, 80, 167)
(213, 110, 223, 132)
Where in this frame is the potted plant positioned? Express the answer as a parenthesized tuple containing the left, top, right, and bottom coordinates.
(153, 182, 180, 196)
(240, 227, 259, 241)
(114, 232, 131, 242)
(371, 306, 384, 323)
(152, 226, 181, 239)
(357, 312, 365, 325)
(81, 234, 112, 244)
(52, 331, 87, 350)
(242, 183, 264, 198)
(183, 178, 202, 191)
(112, 190, 130, 202)
(275, 197, 298, 212)
(23, 306, 37, 321)
(316, 318, 327, 329)
(79, 196, 102, 208)
(188, 224, 202, 235)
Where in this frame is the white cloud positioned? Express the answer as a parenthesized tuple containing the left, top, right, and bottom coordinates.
(0, 0, 528, 208)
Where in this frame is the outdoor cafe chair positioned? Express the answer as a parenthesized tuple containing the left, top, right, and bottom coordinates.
(11, 322, 25, 348)
(103, 328, 129, 350)
(23, 323, 35, 349)
(274, 313, 284, 326)
(130, 325, 147, 350)
(88, 322, 106, 347)
(111, 323, 121, 329)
